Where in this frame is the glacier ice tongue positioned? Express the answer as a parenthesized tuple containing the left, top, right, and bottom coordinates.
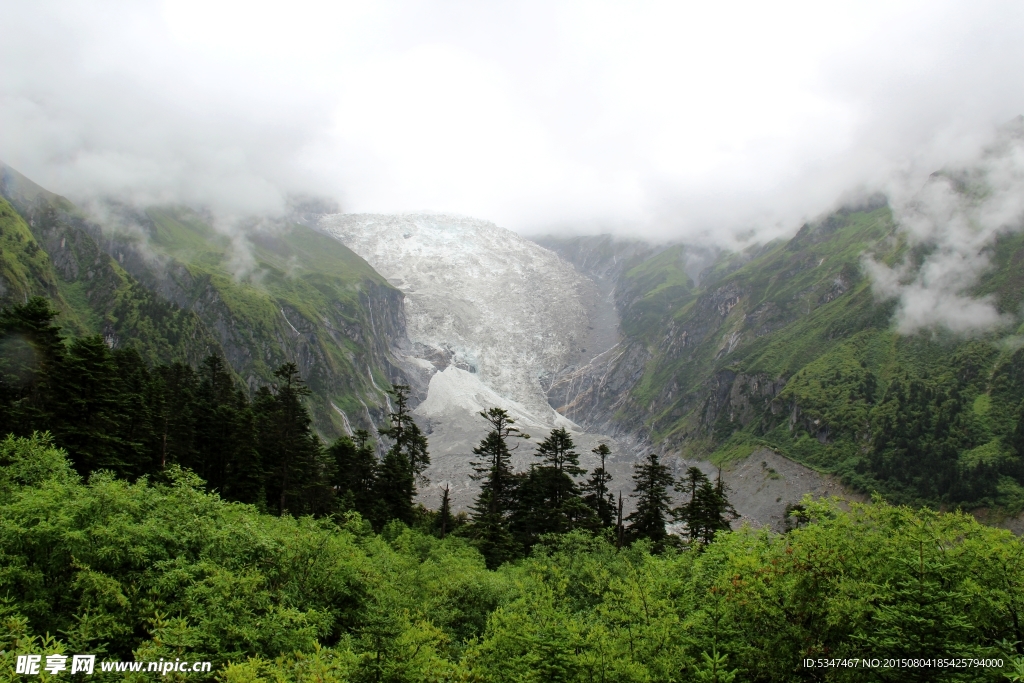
(318, 212, 630, 508)
(318, 213, 590, 423)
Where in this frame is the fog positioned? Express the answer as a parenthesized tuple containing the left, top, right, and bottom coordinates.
(3, 1, 1024, 322)
(864, 123, 1024, 334)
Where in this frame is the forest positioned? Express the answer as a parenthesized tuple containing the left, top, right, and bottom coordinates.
(3, 297, 1024, 681)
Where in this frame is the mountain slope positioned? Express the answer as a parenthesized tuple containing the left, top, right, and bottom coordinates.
(82, 205, 408, 437)
(543, 199, 1024, 510)
(0, 163, 220, 364)
(0, 165, 408, 438)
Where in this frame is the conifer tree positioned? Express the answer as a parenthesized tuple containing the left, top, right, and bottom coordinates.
(0, 297, 65, 435)
(50, 335, 129, 474)
(437, 483, 453, 539)
(375, 385, 429, 526)
(112, 346, 159, 477)
(188, 355, 263, 504)
(582, 443, 616, 528)
(625, 453, 675, 550)
(511, 427, 595, 551)
(194, 354, 237, 490)
(256, 363, 327, 516)
(469, 407, 528, 568)
(151, 362, 199, 471)
(329, 429, 379, 520)
(674, 466, 737, 547)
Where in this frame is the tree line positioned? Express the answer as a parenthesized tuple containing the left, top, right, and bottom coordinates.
(0, 297, 424, 521)
(464, 407, 737, 567)
(0, 297, 734, 562)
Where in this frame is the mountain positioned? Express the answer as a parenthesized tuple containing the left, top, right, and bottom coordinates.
(5, 154, 1024, 517)
(541, 194, 1024, 512)
(0, 163, 405, 436)
(0, 163, 220, 365)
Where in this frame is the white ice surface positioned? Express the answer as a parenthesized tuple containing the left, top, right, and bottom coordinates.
(318, 213, 588, 424)
(318, 213, 628, 509)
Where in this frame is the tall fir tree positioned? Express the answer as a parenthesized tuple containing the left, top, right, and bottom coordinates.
(151, 362, 199, 472)
(437, 483, 453, 539)
(374, 385, 429, 527)
(329, 429, 379, 521)
(625, 453, 675, 550)
(112, 346, 159, 477)
(192, 355, 262, 503)
(582, 443, 616, 528)
(50, 335, 130, 474)
(469, 407, 528, 568)
(511, 427, 595, 551)
(0, 297, 65, 436)
(674, 466, 737, 547)
(256, 363, 329, 516)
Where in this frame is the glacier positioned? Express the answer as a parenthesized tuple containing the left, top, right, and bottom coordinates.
(318, 213, 635, 508)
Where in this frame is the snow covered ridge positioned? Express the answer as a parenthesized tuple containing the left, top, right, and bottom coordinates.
(317, 213, 589, 427)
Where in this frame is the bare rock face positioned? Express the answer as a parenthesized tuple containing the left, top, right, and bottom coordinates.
(318, 213, 636, 508)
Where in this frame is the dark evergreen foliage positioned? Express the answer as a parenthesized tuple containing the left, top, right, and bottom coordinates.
(625, 453, 675, 550)
(674, 466, 737, 546)
(437, 483, 454, 539)
(329, 428, 379, 520)
(257, 363, 332, 516)
(582, 443, 616, 528)
(375, 384, 430, 526)
(511, 427, 595, 552)
(0, 298, 329, 515)
(469, 407, 528, 568)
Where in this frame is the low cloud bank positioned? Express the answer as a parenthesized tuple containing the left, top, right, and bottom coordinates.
(865, 121, 1024, 335)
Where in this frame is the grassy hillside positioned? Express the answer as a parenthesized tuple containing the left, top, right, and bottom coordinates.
(0, 197, 69, 313)
(109, 205, 406, 437)
(0, 164, 221, 365)
(548, 202, 1024, 511)
(0, 164, 406, 438)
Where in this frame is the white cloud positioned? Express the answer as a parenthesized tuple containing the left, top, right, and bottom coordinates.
(1, 0, 1024, 242)
(865, 126, 1024, 334)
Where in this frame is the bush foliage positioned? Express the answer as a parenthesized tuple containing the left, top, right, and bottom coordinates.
(1, 434, 1023, 682)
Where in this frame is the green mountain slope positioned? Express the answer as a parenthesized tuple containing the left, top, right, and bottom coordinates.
(0, 196, 67, 311)
(0, 163, 220, 364)
(105, 204, 406, 436)
(544, 201, 1024, 510)
(0, 164, 406, 438)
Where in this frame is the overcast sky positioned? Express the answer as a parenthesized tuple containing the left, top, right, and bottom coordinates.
(2, 0, 1024, 243)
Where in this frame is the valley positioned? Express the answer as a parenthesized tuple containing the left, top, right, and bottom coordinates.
(4, 157, 1024, 523)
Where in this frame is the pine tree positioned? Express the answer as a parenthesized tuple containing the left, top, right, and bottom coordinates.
(625, 453, 675, 550)
(112, 346, 159, 477)
(256, 363, 328, 516)
(151, 362, 198, 472)
(49, 335, 129, 474)
(615, 491, 624, 549)
(330, 429, 379, 520)
(374, 385, 429, 526)
(0, 297, 65, 436)
(511, 427, 595, 551)
(674, 466, 737, 547)
(469, 407, 528, 568)
(224, 392, 263, 506)
(582, 443, 616, 528)
(190, 355, 261, 503)
(437, 483, 453, 539)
